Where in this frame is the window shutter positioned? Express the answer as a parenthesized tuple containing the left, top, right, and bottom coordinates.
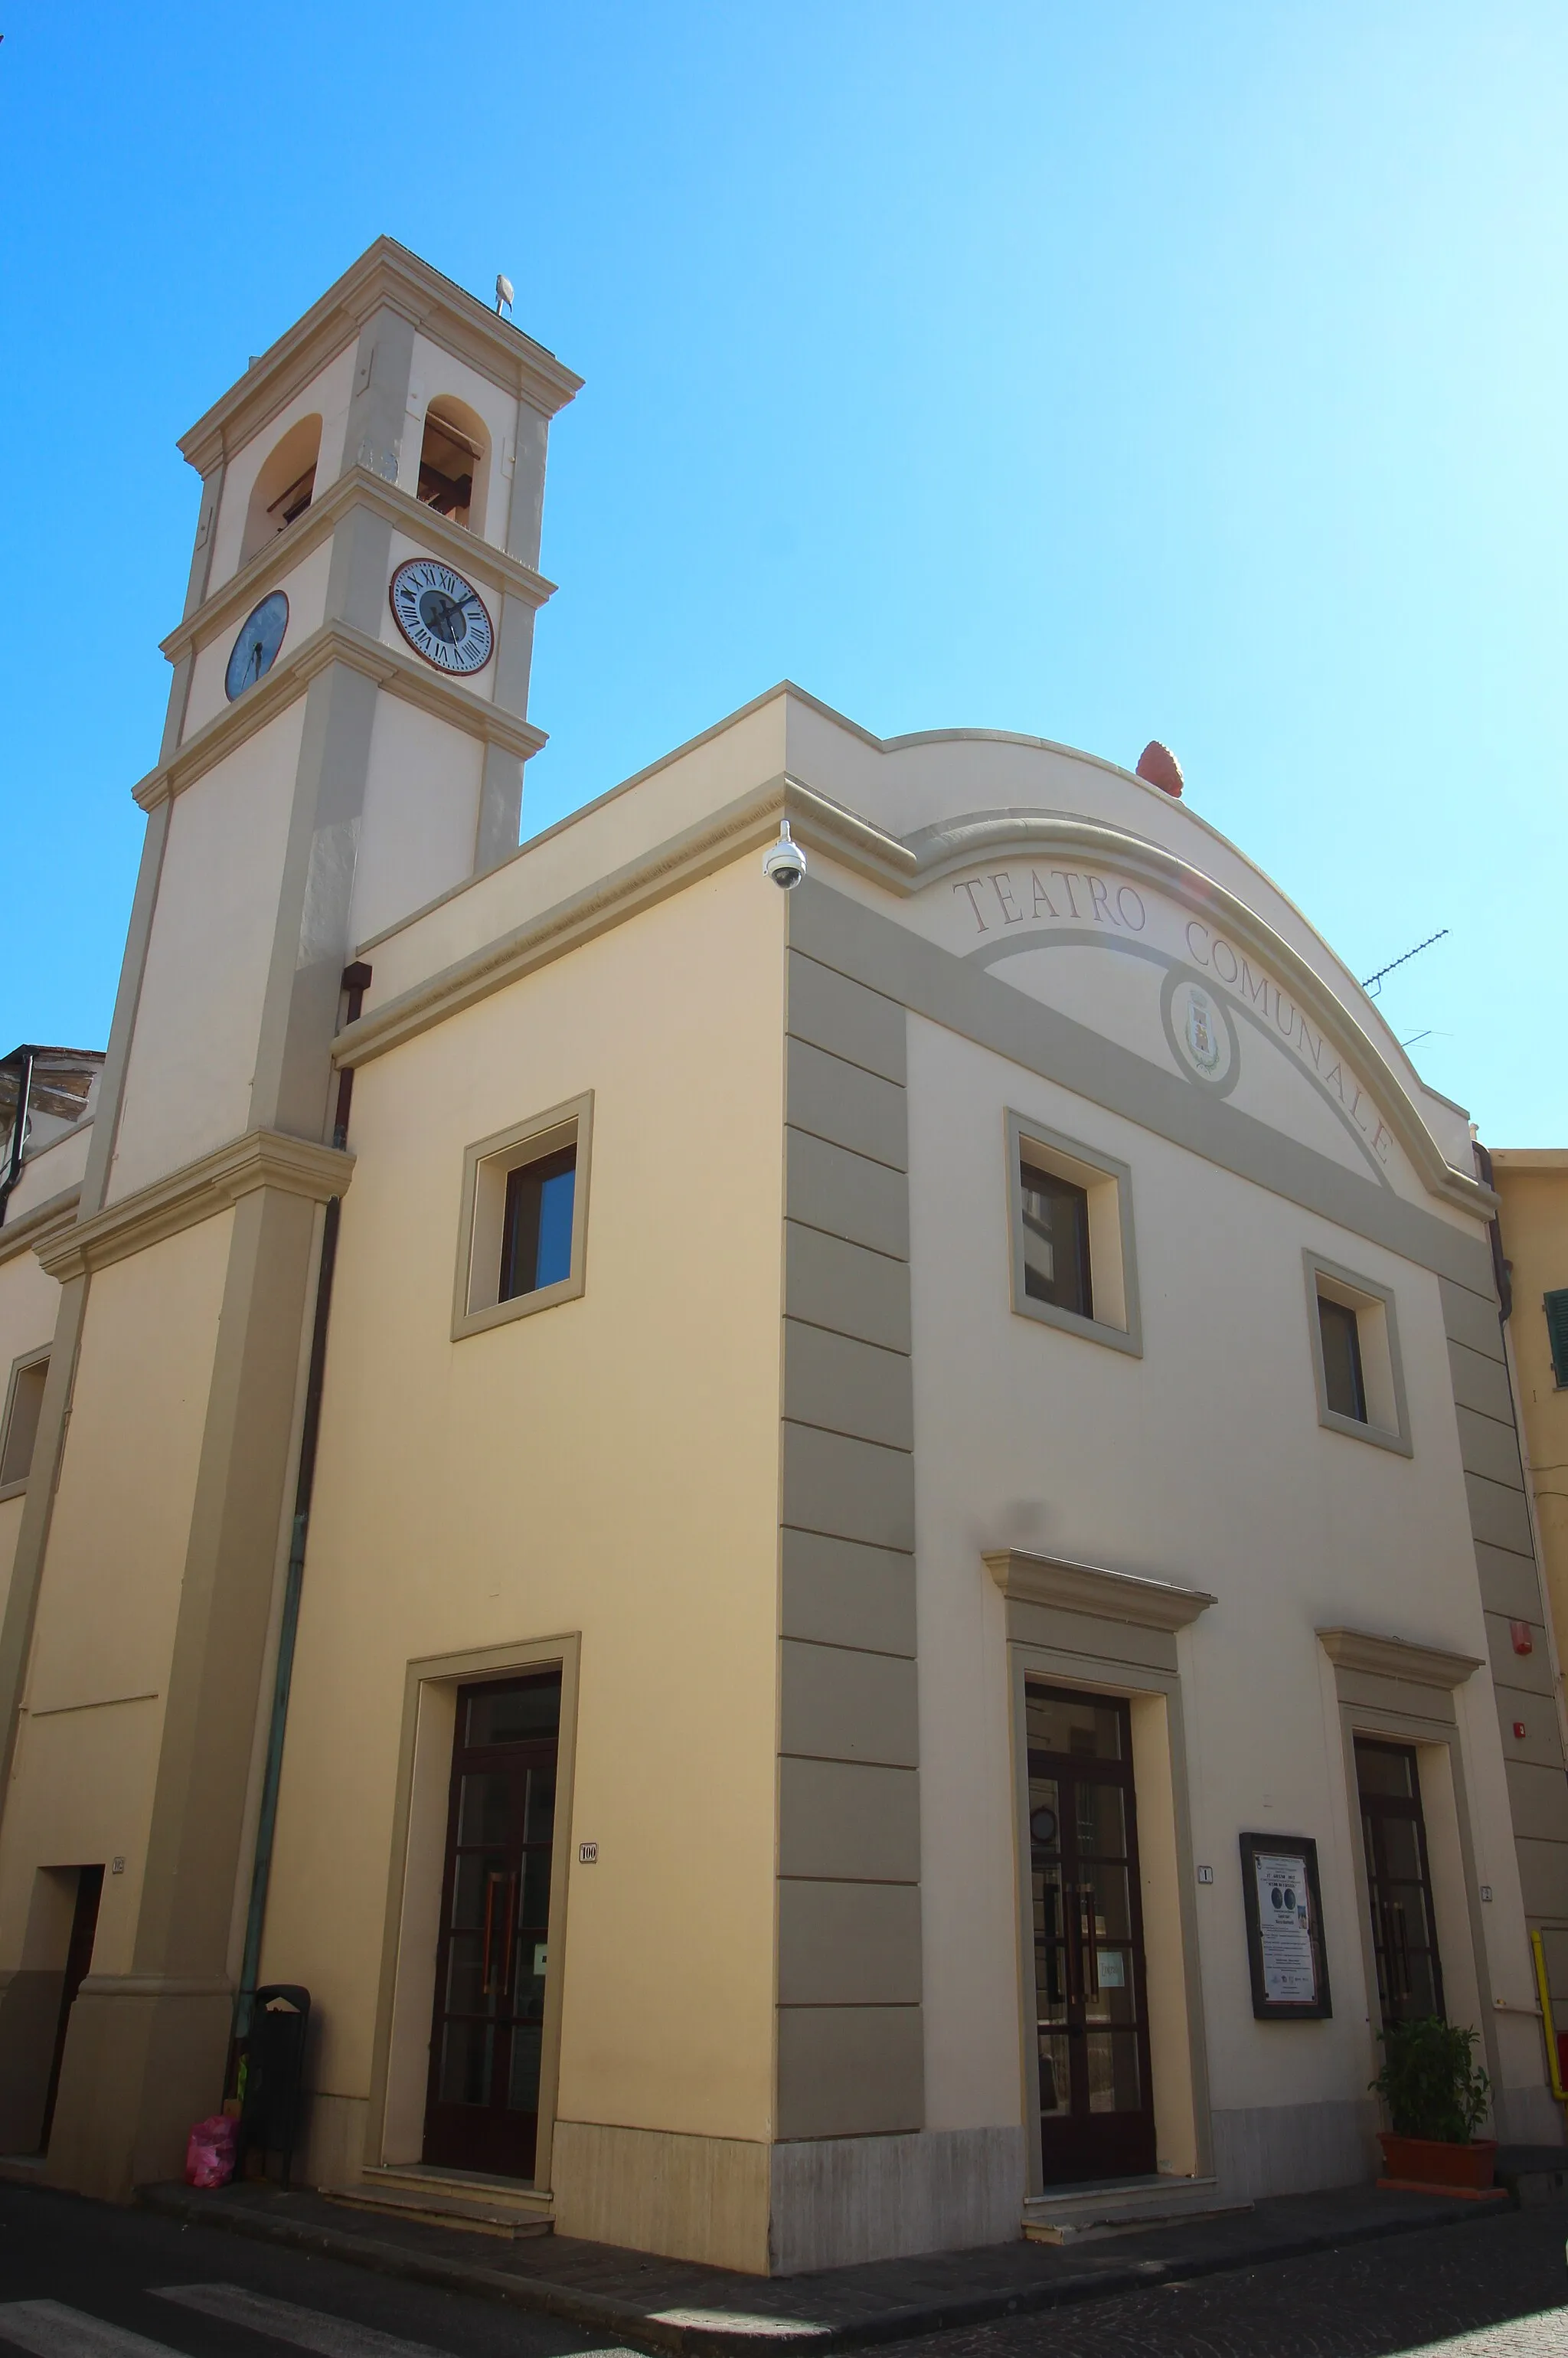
(1545, 1290, 1568, 1389)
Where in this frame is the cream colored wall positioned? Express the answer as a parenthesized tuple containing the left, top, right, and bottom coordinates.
(0, 1213, 233, 1975)
(261, 855, 786, 2147)
(5, 1126, 91, 1224)
(0, 1242, 66, 1609)
(902, 1007, 1523, 2141)
(109, 706, 304, 1202)
(181, 535, 335, 743)
(1493, 1166, 1568, 1713)
(207, 346, 358, 594)
(348, 698, 485, 948)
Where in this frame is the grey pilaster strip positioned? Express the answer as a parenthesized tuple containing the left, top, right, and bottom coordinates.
(131, 1186, 319, 1977)
(1439, 1273, 1568, 1923)
(249, 662, 379, 1143)
(341, 306, 418, 489)
(776, 943, 922, 2143)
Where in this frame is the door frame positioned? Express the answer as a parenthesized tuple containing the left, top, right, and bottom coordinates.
(1006, 1640, 1212, 2195)
(1025, 1687, 1158, 2182)
(1315, 1629, 1498, 2103)
(367, 1634, 581, 2190)
(1323, 1679, 1497, 2101)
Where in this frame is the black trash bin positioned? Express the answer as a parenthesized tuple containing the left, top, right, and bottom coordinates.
(240, 1984, 310, 2187)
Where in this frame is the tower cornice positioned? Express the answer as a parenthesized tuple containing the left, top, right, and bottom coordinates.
(132, 619, 548, 813)
(159, 469, 557, 669)
(178, 238, 583, 477)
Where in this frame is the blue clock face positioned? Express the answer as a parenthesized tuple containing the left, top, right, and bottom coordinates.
(225, 591, 289, 701)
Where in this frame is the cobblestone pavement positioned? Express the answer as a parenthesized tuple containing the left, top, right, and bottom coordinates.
(876, 2203, 1568, 2358)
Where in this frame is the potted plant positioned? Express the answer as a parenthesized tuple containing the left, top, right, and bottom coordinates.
(1371, 2016, 1497, 2193)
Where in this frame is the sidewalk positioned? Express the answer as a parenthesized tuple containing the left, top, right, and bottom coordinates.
(140, 2173, 1522, 2357)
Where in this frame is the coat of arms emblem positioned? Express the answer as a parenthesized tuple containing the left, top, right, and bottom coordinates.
(1184, 986, 1222, 1075)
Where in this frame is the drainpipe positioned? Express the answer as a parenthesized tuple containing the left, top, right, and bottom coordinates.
(233, 963, 371, 2046)
(0, 1048, 37, 1230)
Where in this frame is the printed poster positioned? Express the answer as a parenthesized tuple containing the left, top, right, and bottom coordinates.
(1254, 1850, 1318, 2005)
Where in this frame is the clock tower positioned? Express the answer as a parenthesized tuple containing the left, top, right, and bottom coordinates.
(0, 243, 580, 2194)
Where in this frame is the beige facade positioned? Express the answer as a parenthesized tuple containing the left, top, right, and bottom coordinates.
(0, 239, 1563, 2272)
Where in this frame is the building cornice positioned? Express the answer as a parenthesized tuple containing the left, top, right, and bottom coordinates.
(160, 469, 556, 671)
(1316, 1627, 1484, 1689)
(335, 777, 887, 1067)
(179, 238, 582, 477)
(133, 619, 547, 813)
(0, 1186, 82, 1271)
(38, 1131, 353, 1281)
(985, 1547, 1217, 1633)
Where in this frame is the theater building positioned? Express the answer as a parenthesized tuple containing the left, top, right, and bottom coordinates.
(0, 240, 1563, 2271)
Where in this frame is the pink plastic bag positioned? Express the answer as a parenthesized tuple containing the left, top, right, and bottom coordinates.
(185, 2113, 238, 2189)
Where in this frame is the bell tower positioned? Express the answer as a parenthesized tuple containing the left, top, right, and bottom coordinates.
(0, 244, 580, 2195)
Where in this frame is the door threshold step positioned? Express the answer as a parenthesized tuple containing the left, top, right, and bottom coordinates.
(331, 2170, 553, 2240)
(1024, 2175, 1251, 2245)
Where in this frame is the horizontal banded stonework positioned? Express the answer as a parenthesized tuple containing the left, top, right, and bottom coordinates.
(1439, 1273, 1568, 1950)
(776, 927, 921, 2142)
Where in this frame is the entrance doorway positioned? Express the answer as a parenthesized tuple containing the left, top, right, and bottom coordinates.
(423, 1670, 560, 2178)
(39, 1864, 103, 2154)
(1027, 1684, 1156, 2184)
(1354, 1738, 1445, 2024)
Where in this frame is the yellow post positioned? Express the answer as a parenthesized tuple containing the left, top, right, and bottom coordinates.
(1530, 1928, 1568, 2108)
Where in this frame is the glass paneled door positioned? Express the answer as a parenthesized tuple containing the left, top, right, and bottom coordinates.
(1354, 1738, 1446, 2026)
(424, 1672, 560, 2177)
(1027, 1684, 1156, 2184)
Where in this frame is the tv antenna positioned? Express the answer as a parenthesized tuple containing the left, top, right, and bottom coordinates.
(1361, 927, 1449, 999)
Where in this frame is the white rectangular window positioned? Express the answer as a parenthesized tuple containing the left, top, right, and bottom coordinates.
(453, 1094, 593, 1341)
(1007, 1112, 1141, 1357)
(0, 1351, 49, 1493)
(1303, 1252, 1410, 1455)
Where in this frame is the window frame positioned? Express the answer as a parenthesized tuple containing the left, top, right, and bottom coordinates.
(1005, 1110, 1142, 1358)
(452, 1093, 593, 1343)
(0, 1346, 51, 1500)
(1302, 1249, 1411, 1457)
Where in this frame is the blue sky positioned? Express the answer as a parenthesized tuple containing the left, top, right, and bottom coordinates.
(3, 5, 1564, 1138)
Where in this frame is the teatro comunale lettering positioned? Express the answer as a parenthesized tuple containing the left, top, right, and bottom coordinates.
(948, 863, 1395, 1166)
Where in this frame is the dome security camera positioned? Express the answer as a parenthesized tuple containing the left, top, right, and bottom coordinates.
(763, 819, 807, 891)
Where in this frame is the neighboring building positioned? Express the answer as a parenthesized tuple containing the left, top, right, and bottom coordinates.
(0, 240, 1563, 2272)
(1488, 1151, 1568, 1914)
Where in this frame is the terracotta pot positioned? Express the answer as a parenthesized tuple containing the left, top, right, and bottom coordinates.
(1377, 2131, 1498, 2191)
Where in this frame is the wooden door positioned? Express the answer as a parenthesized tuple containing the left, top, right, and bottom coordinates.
(423, 1671, 560, 2178)
(1027, 1684, 1156, 2185)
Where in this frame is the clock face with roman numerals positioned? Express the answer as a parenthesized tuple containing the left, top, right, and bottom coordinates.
(388, 558, 494, 675)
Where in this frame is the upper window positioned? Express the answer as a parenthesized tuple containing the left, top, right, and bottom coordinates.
(1304, 1251, 1410, 1455)
(1021, 1163, 1092, 1320)
(1318, 1295, 1366, 1421)
(419, 397, 487, 533)
(1006, 1112, 1141, 1357)
(240, 415, 322, 567)
(453, 1094, 593, 1340)
(501, 1145, 576, 1303)
(0, 1350, 48, 1495)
